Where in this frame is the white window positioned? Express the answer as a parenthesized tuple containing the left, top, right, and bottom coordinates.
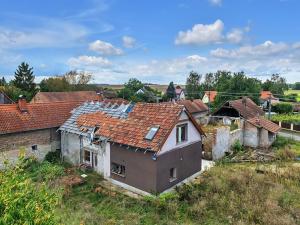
(176, 124, 188, 144)
(111, 162, 126, 177)
(169, 168, 177, 182)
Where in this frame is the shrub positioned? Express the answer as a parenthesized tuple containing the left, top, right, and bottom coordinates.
(0, 159, 59, 224)
(45, 149, 61, 163)
(272, 103, 293, 114)
(272, 136, 296, 149)
(27, 161, 65, 182)
(232, 140, 244, 153)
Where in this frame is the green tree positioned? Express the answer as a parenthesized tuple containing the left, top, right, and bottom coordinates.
(12, 62, 37, 98)
(186, 71, 202, 99)
(294, 82, 300, 90)
(166, 82, 176, 100)
(202, 72, 216, 91)
(124, 78, 144, 92)
(262, 74, 288, 95)
(214, 71, 262, 107)
(40, 76, 71, 92)
(0, 76, 6, 86)
(0, 85, 23, 102)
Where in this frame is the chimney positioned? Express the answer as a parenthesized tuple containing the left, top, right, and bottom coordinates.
(18, 95, 28, 113)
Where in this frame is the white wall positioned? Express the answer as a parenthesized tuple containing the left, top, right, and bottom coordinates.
(61, 132, 81, 164)
(202, 94, 209, 104)
(159, 111, 201, 155)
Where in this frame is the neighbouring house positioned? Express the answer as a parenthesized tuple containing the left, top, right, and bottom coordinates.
(202, 91, 217, 104)
(31, 91, 100, 103)
(59, 102, 205, 194)
(260, 91, 280, 109)
(175, 86, 185, 100)
(0, 96, 81, 166)
(177, 99, 209, 121)
(212, 97, 280, 149)
(96, 89, 118, 99)
(0, 91, 14, 104)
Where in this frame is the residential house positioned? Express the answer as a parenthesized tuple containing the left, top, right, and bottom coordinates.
(260, 91, 280, 109)
(175, 86, 185, 100)
(177, 99, 209, 120)
(59, 102, 205, 194)
(31, 91, 100, 103)
(0, 96, 81, 165)
(202, 91, 217, 104)
(213, 97, 280, 148)
(0, 91, 14, 104)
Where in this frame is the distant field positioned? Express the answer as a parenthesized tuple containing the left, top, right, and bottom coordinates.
(285, 89, 300, 101)
(100, 84, 185, 93)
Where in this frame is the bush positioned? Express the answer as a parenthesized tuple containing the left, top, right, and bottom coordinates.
(0, 159, 59, 224)
(26, 161, 65, 182)
(45, 149, 61, 163)
(232, 140, 244, 153)
(272, 136, 296, 149)
(272, 103, 293, 114)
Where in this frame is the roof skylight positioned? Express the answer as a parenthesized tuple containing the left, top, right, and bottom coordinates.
(145, 126, 159, 140)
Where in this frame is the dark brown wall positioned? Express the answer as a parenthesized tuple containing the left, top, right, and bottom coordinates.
(156, 141, 202, 192)
(110, 145, 157, 193)
(110, 141, 202, 193)
(0, 128, 60, 152)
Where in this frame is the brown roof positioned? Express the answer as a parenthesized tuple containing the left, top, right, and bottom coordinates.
(204, 91, 217, 102)
(178, 99, 208, 114)
(229, 98, 264, 119)
(77, 103, 205, 152)
(0, 101, 81, 134)
(31, 91, 99, 103)
(247, 116, 281, 133)
(260, 91, 276, 100)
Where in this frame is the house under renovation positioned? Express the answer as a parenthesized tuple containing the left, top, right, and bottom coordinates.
(212, 97, 280, 149)
(177, 99, 208, 120)
(59, 102, 205, 194)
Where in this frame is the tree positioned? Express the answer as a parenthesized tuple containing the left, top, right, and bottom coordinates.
(166, 82, 176, 100)
(294, 82, 300, 90)
(124, 78, 144, 92)
(186, 71, 202, 99)
(0, 76, 6, 86)
(40, 76, 71, 92)
(214, 71, 262, 107)
(12, 62, 37, 98)
(202, 72, 216, 91)
(64, 70, 92, 85)
(262, 74, 288, 95)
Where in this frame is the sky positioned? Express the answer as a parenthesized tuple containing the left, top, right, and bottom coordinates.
(0, 0, 300, 84)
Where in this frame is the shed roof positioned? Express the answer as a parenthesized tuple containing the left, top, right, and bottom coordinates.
(0, 101, 81, 134)
(247, 116, 281, 133)
(31, 91, 99, 103)
(177, 99, 208, 114)
(229, 98, 264, 119)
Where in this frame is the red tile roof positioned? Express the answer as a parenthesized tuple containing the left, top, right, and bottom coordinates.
(204, 91, 217, 102)
(229, 98, 264, 119)
(260, 91, 275, 100)
(177, 99, 208, 114)
(31, 91, 100, 103)
(77, 103, 205, 152)
(0, 101, 81, 134)
(247, 116, 281, 133)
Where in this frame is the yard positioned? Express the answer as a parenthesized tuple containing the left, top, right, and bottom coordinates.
(1, 140, 300, 225)
(285, 89, 300, 102)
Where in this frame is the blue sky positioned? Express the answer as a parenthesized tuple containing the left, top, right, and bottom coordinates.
(0, 0, 299, 84)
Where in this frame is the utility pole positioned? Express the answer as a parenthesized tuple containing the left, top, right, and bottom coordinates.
(268, 94, 272, 119)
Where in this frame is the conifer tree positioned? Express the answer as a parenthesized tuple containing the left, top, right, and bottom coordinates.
(166, 81, 176, 100)
(12, 62, 37, 95)
(0, 76, 6, 86)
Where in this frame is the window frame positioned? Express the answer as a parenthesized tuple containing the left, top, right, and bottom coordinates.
(31, 144, 38, 151)
(111, 162, 126, 177)
(169, 167, 177, 182)
(84, 150, 91, 164)
(176, 123, 188, 144)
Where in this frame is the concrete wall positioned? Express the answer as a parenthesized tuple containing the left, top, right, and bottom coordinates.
(243, 122, 259, 148)
(0, 128, 60, 167)
(61, 132, 81, 164)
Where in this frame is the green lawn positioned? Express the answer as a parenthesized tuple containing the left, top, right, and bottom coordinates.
(285, 89, 300, 101)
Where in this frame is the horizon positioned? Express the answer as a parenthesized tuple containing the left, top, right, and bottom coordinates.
(1, 0, 300, 84)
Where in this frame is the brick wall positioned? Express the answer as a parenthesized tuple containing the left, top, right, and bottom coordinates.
(0, 128, 60, 152)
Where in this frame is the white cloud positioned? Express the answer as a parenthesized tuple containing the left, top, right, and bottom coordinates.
(226, 28, 244, 44)
(210, 41, 289, 58)
(186, 55, 207, 62)
(175, 20, 224, 45)
(209, 0, 222, 6)
(67, 55, 111, 68)
(122, 36, 136, 48)
(89, 40, 123, 55)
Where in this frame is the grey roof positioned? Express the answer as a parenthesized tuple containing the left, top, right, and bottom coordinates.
(59, 101, 132, 137)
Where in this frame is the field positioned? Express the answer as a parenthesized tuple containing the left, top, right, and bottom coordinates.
(1, 139, 300, 225)
(285, 89, 300, 101)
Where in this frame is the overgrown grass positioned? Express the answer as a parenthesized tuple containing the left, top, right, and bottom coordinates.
(51, 162, 300, 225)
(272, 135, 300, 158)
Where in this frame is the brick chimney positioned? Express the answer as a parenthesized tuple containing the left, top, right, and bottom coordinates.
(18, 95, 28, 112)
